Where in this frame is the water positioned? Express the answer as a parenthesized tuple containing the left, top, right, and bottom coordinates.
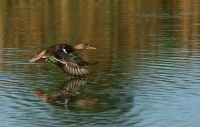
(0, 0, 200, 127)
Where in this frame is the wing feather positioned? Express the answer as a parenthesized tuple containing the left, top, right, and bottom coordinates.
(29, 50, 46, 62)
(47, 56, 88, 76)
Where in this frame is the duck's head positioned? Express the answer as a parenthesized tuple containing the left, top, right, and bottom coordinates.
(74, 43, 97, 50)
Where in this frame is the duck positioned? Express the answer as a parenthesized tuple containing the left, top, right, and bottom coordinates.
(29, 43, 97, 76)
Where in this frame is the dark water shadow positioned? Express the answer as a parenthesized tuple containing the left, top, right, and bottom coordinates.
(34, 78, 89, 109)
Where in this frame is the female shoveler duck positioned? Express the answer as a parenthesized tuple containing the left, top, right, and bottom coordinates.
(29, 43, 97, 76)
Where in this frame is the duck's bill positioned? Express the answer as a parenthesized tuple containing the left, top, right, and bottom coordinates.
(86, 45, 97, 49)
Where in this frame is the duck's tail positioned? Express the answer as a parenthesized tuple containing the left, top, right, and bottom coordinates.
(29, 50, 46, 62)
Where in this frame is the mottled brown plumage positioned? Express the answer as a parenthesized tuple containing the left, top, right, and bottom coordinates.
(29, 43, 97, 76)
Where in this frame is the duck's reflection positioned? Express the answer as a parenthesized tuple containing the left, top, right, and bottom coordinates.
(34, 78, 88, 108)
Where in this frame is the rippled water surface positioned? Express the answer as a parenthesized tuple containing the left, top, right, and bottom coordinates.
(1, 0, 200, 127)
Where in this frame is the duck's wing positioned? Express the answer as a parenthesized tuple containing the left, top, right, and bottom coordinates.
(29, 44, 64, 63)
(47, 49, 88, 76)
(29, 50, 47, 62)
(68, 52, 97, 66)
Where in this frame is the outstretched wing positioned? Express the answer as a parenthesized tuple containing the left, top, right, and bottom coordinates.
(68, 52, 97, 66)
(29, 50, 46, 62)
(47, 49, 89, 76)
